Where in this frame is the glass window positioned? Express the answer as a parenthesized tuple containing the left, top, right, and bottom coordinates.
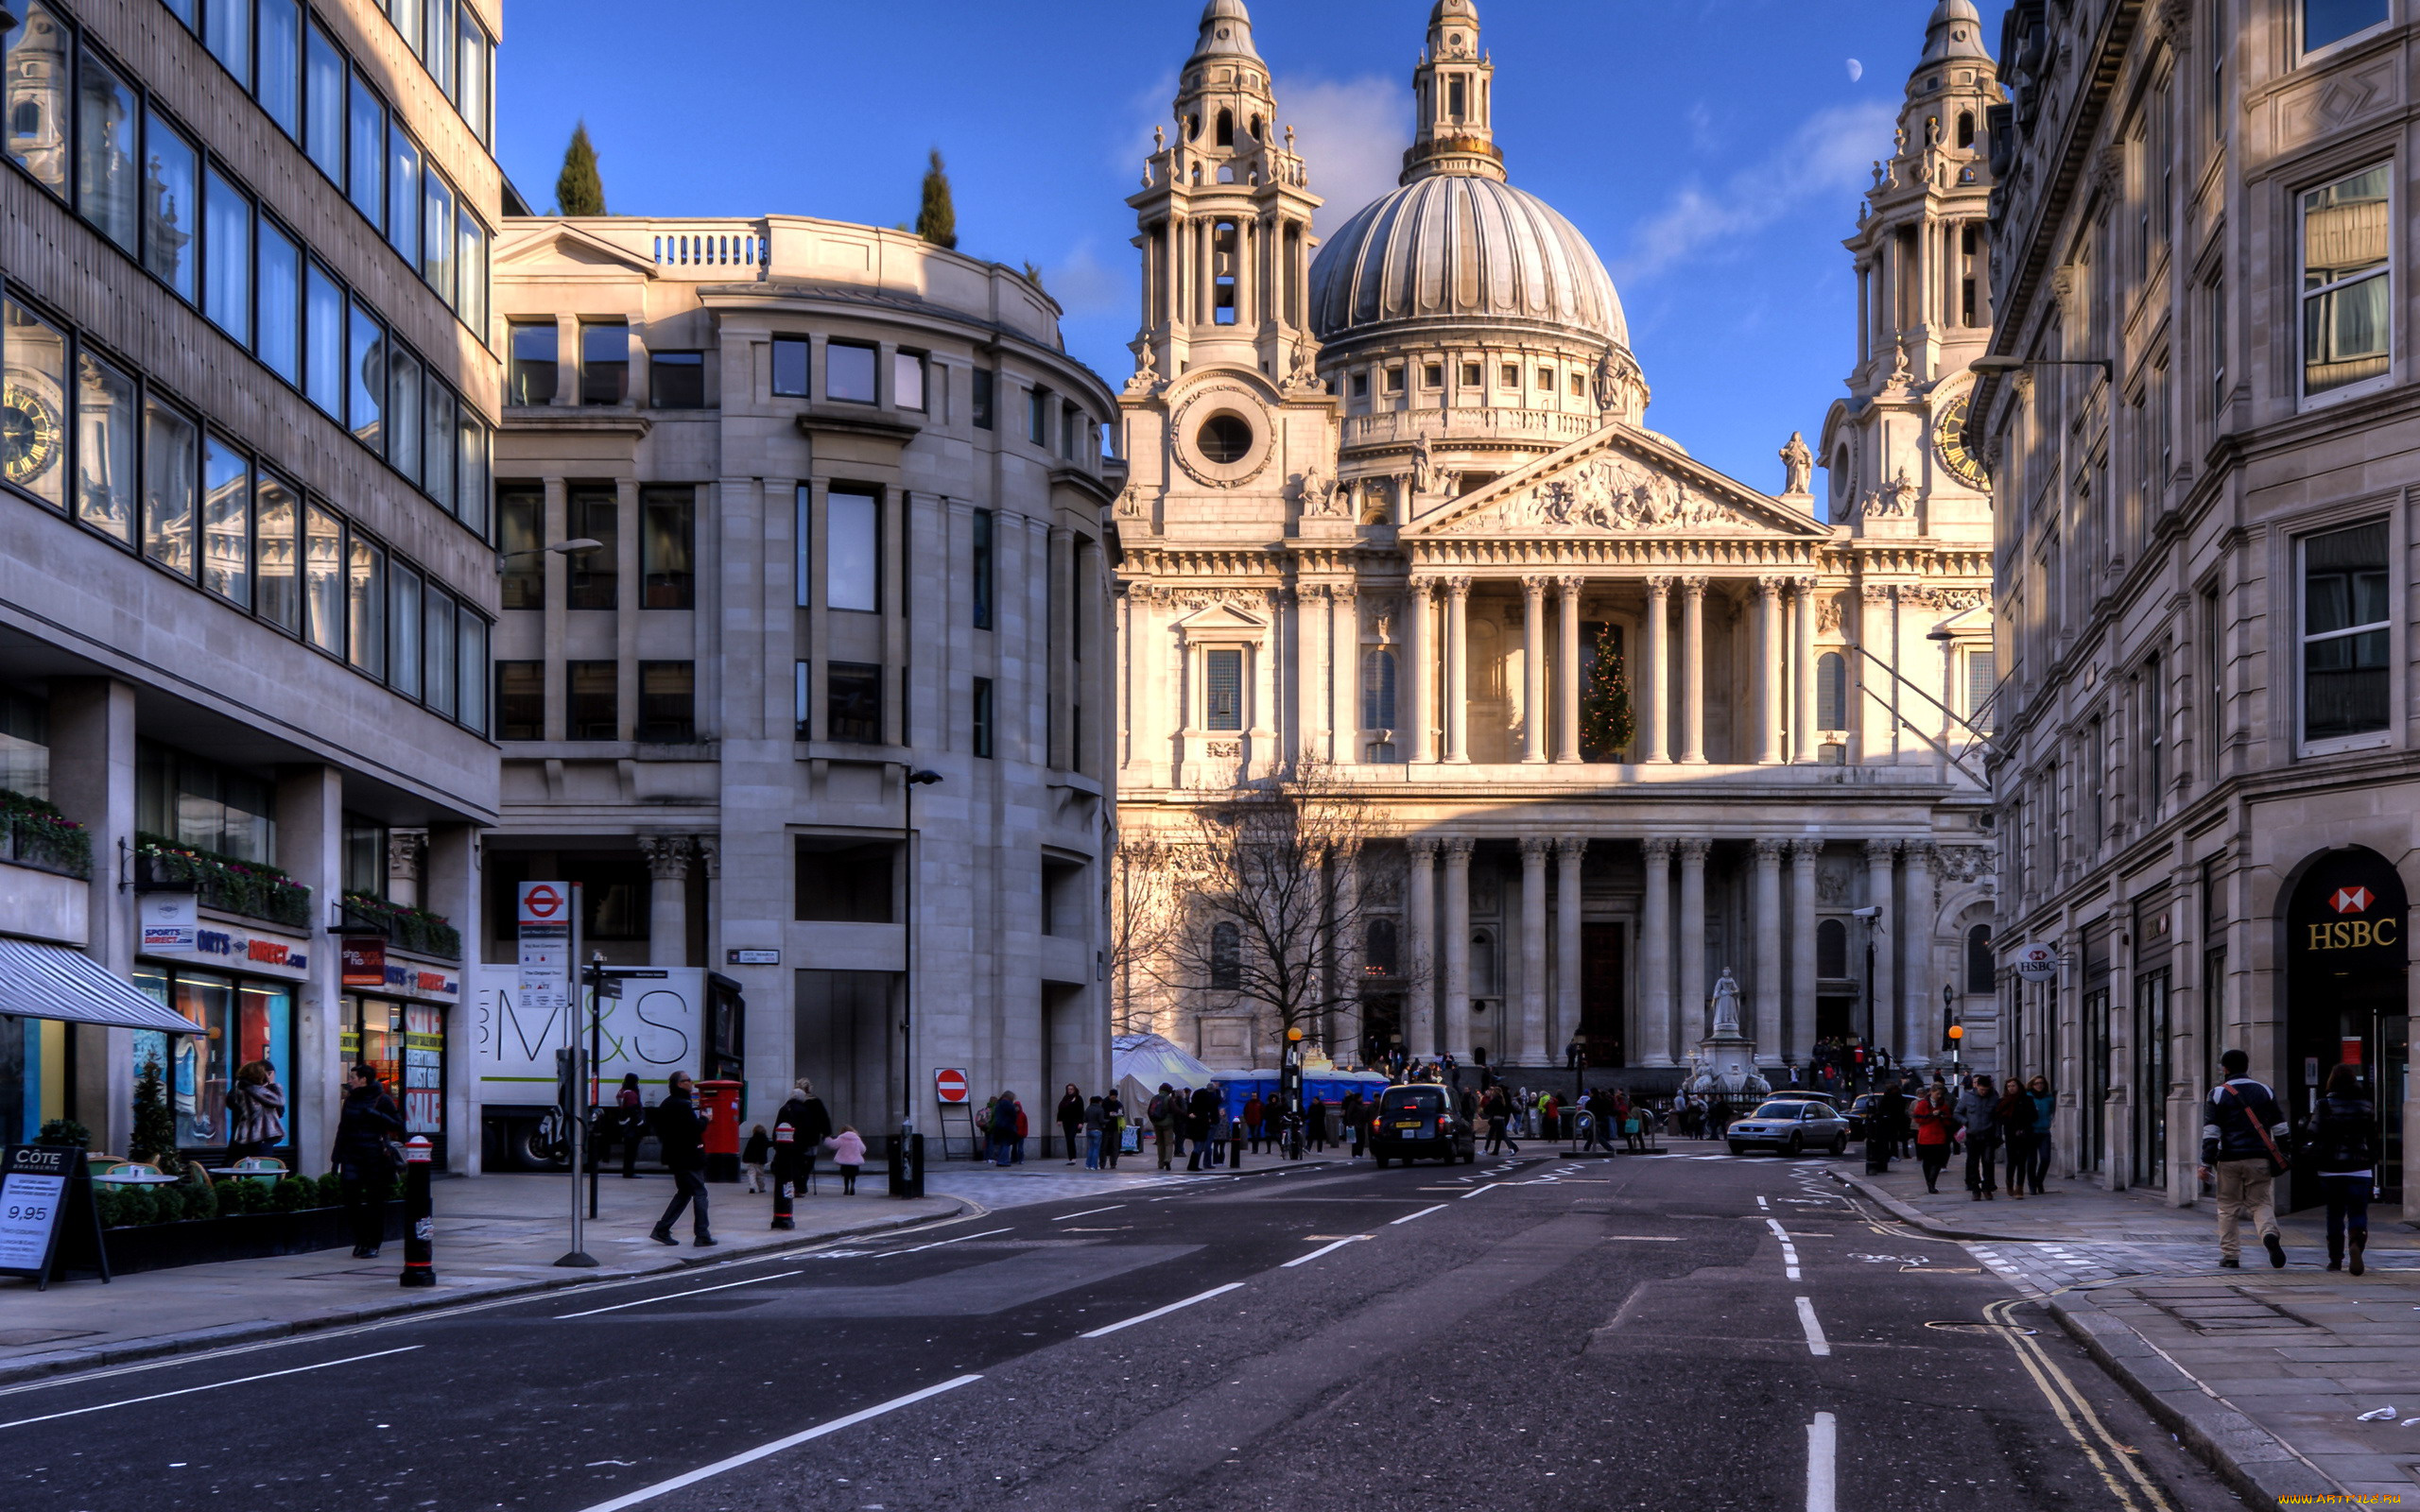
(143, 107, 198, 301)
(457, 410, 488, 535)
(509, 320, 556, 405)
(972, 676, 994, 758)
(303, 20, 343, 184)
(424, 0, 455, 97)
(2, 296, 69, 509)
(1209, 922, 1240, 988)
(1362, 648, 1396, 729)
(204, 0, 251, 88)
(638, 662, 694, 741)
(4, 4, 70, 198)
(348, 301, 383, 452)
(423, 376, 456, 513)
(257, 0, 301, 138)
(826, 342, 876, 404)
(456, 612, 485, 733)
(256, 217, 300, 382)
(1965, 649, 1997, 727)
(971, 367, 994, 429)
(2304, 0, 2389, 53)
(1818, 651, 1848, 730)
(568, 488, 617, 610)
(771, 336, 807, 397)
(650, 351, 704, 408)
(826, 489, 878, 612)
(971, 507, 993, 628)
(641, 486, 693, 608)
(347, 72, 383, 224)
(496, 485, 542, 609)
(388, 345, 422, 486)
(347, 532, 385, 678)
(826, 662, 881, 743)
(567, 661, 616, 739)
(1205, 647, 1243, 730)
(200, 437, 249, 608)
(0, 689, 47, 798)
(422, 586, 455, 716)
(140, 397, 197, 576)
(457, 215, 486, 337)
(304, 259, 344, 416)
(253, 470, 298, 629)
(421, 170, 455, 304)
(893, 351, 925, 410)
(580, 321, 627, 404)
(73, 349, 135, 541)
(77, 48, 139, 251)
(456, 13, 488, 144)
(202, 167, 250, 340)
(494, 660, 541, 740)
(387, 126, 420, 266)
(1028, 387, 1048, 445)
(302, 500, 342, 655)
(2301, 521, 2390, 743)
(2301, 163, 2391, 396)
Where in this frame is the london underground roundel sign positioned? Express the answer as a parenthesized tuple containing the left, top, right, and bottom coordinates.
(2013, 942, 2060, 982)
(934, 1068, 970, 1105)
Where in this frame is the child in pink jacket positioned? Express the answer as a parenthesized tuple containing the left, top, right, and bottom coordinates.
(828, 1126, 868, 1194)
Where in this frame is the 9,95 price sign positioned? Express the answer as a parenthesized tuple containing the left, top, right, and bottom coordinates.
(0, 1171, 62, 1270)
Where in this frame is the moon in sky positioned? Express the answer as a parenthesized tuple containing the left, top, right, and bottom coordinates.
(1846, 59, 1864, 82)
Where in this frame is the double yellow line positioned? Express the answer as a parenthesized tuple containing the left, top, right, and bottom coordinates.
(1981, 1297, 2176, 1512)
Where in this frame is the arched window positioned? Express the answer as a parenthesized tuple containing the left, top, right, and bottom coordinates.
(1965, 924, 1995, 993)
(1956, 111, 1976, 148)
(1186, 113, 1201, 141)
(1817, 651, 1848, 730)
(1217, 163, 1236, 184)
(1212, 219, 1238, 323)
(1362, 648, 1397, 730)
(1472, 929, 1498, 996)
(1249, 114, 1263, 142)
(1216, 108, 1234, 146)
(1817, 919, 1849, 978)
(1209, 921, 1240, 989)
(1365, 918, 1398, 977)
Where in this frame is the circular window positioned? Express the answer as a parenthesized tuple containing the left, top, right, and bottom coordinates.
(1198, 413, 1253, 464)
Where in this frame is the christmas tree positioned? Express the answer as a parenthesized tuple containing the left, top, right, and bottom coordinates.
(130, 1055, 184, 1174)
(1580, 622, 1634, 759)
(555, 123, 605, 216)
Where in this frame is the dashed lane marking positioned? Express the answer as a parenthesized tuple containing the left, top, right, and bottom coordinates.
(1080, 1282, 1246, 1338)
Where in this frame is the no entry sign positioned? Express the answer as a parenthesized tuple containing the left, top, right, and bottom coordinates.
(933, 1068, 970, 1105)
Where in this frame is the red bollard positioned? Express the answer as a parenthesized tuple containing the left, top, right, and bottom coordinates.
(770, 1121, 795, 1230)
(399, 1136, 434, 1287)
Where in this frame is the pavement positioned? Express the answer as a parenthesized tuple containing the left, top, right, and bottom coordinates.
(1833, 1146, 2420, 1507)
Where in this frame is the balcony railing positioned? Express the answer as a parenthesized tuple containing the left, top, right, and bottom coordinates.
(1340, 405, 1602, 452)
(135, 836, 312, 931)
(340, 893, 464, 962)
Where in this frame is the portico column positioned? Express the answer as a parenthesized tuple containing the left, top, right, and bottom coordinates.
(1553, 576, 1584, 763)
(1519, 838, 1549, 1062)
(1678, 838, 1710, 1047)
(1902, 842, 1937, 1066)
(1791, 578, 1819, 763)
(1329, 585, 1358, 763)
(638, 835, 694, 969)
(1789, 839, 1820, 1067)
(1864, 839, 1899, 1056)
(1405, 580, 1436, 763)
(1405, 838, 1438, 1054)
(1754, 839, 1784, 1066)
(1443, 838, 1475, 1057)
(1640, 576, 1671, 763)
(1679, 578, 1708, 764)
(1443, 576, 1472, 764)
(1298, 583, 1330, 764)
(1640, 837, 1675, 1065)
(1554, 837, 1585, 1058)
(1754, 578, 1784, 765)
(1520, 577, 1549, 764)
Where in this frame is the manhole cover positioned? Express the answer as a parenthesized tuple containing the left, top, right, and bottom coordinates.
(1924, 1320, 2039, 1335)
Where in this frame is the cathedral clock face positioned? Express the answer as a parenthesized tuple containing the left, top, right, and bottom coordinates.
(1, 383, 60, 490)
(1931, 384, 1990, 492)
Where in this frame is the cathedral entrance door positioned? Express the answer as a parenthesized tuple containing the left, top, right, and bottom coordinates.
(1581, 922, 1625, 1066)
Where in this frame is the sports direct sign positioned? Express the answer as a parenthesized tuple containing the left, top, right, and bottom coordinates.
(2012, 942, 2061, 982)
(933, 1068, 971, 1105)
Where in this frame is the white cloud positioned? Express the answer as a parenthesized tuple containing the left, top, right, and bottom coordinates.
(1272, 75, 1408, 235)
(1611, 101, 1895, 286)
(1038, 239, 1128, 320)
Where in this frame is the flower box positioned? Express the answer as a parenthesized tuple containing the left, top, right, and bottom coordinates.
(97, 1201, 406, 1275)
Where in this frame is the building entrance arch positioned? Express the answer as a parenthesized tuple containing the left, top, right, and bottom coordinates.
(2282, 846, 2409, 1210)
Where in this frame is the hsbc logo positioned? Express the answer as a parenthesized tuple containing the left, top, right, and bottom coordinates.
(2331, 886, 2375, 916)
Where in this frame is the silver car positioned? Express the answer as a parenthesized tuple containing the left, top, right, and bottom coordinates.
(1727, 1099, 1850, 1157)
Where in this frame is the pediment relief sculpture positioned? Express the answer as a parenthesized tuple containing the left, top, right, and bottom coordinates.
(1434, 455, 1759, 536)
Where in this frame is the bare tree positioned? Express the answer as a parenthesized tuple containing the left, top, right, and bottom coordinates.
(1109, 834, 1190, 1036)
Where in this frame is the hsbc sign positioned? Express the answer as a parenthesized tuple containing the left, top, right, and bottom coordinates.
(2289, 850, 2408, 970)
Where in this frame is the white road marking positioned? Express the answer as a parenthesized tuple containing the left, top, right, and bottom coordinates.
(1459, 1183, 1501, 1199)
(1080, 1282, 1246, 1338)
(1766, 1218, 1793, 1241)
(1282, 1235, 1373, 1267)
(1053, 1205, 1127, 1222)
(880, 1227, 1014, 1255)
(1757, 1196, 1771, 1210)
(0, 1346, 422, 1431)
(1806, 1412, 1837, 1512)
(1390, 1204, 1448, 1226)
(1795, 1297, 1831, 1357)
(573, 1374, 981, 1512)
(558, 1271, 804, 1319)
(1603, 1235, 1681, 1242)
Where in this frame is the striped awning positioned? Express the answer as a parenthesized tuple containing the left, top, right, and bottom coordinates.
(0, 936, 199, 1033)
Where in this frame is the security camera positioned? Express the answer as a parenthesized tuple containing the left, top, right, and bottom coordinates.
(1850, 905, 1882, 919)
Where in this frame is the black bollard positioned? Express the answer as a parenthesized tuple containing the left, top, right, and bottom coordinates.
(1228, 1118, 1242, 1169)
(399, 1136, 434, 1287)
(770, 1122, 796, 1229)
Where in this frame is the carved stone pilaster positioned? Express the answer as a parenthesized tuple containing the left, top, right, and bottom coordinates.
(695, 835, 720, 881)
(1642, 835, 1677, 862)
(637, 834, 695, 880)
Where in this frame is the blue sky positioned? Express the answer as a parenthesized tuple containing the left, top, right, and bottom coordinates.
(497, 1, 2007, 490)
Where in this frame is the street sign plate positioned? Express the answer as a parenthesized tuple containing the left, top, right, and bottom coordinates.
(517, 882, 569, 926)
(727, 949, 780, 966)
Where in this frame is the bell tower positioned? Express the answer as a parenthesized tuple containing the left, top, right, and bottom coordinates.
(1402, 0, 1502, 183)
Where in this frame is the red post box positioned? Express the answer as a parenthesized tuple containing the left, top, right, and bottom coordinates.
(695, 1079, 745, 1184)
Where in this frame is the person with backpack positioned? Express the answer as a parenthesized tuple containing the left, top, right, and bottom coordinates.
(2308, 1063, 2383, 1275)
(772, 1078, 833, 1200)
(1150, 1084, 1179, 1169)
(1954, 1073, 2001, 1200)
(2200, 1048, 2291, 1269)
(1184, 1084, 1219, 1171)
(648, 1072, 714, 1247)
(1057, 1084, 1085, 1166)
(1100, 1091, 1126, 1169)
(1081, 1095, 1106, 1170)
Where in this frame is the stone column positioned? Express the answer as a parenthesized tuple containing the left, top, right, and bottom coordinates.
(1443, 837, 1474, 1057)
(1519, 837, 1549, 1062)
(1405, 580, 1436, 764)
(1554, 576, 1584, 764)
(1554, 837, 1585, 1058)
(1520, 577, 1548, 764)
(424, 824, 480, 1175)
(1330, 849, 1360, 1058)
(696, 835, 722, 977)
(1047, 526, 1075, 770)
(1854, 584, 1890, 764)
(1640, 837, 1674, 1065)
(638, 835, 694, 969)
(1678, 838, 1710, 1045)
(1864, 839, 1899, 1055)
(1640, 576, 1671, 763)
(1791, 578, 1819, 763)
(1443, 577, 1472, 765)
(1298, 583, 1331, 764)
(275, 764, 344, 1175)
(1754, 839, 1784, 1066)
(48, 678, 135, 1155)
(1789, 839, 1820, 1068)
(1902, 841, 1936, 1065)
(1754, 578, 1784, 765)
(1329, 585, 1358, 763)
(1405, 838, 1438, 1054)
(1679, 578, 1708, 764)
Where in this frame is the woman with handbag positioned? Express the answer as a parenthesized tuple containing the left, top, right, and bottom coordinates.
(2308, 1063, 2382, 1275)
(227, 1058, 286, 1160)
(331, 1064, 405, 1259)
(1994, 1078, 2033, 1199)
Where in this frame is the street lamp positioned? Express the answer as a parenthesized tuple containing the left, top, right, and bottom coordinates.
(1852, 904, 1883, 1091)
(896, 768, 942, 1195)
(496, 538, 603, 573)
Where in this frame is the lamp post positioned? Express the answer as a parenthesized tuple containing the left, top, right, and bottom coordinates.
(1853, 904, 1882, 1091)
(895, 768, 943, 1198)
(1283, 1025, 1305, 1160)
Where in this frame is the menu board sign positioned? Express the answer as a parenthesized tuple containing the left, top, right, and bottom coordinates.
(0, 1145, 109, 1289)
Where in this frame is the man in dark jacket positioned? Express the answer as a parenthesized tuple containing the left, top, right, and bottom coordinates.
(1184, 1085, 1219, 1171)
(649, 1072, 714, 1247)
(332, 1065, 405, 1259)
(2201, 1048, 2290, 1268)
(772, 1079, 833, 1202)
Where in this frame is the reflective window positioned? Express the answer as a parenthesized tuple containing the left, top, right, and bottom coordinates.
(303, 21, 343, 183)
(347, 532, 385, 678)
(142, 106, 197, 300)
(638, 662, 695, 741)
(421, 586, 455, 716)
(202, 0, 251, 88)
(2301, 163, 2391, 396)
(303, 259, 343, 417)
(493, 661, 541, 740)
(567, 661, 617, 740)
(2, 297, 68, 510)
(347, 300, 383, 452)
(1362, 648, 1397, 729)
(826, 662, 881, 743)
(346, 70, 382, 224)
(826, 342, 875, 404)
(200, 437, 249, 608)
(256, 0, 301, 137)
(2301, 521, 2390, 743)
(2304, 0, 2389, 54)
(424, 377, 456, 514)
(826, 489, 878, 612)
(1204, 647, 1243, 730)
(893, 351, 925, 410)
(649, 351, 704, 408)
(581, 321, 628, 404)
(567, 488, 617, 610)
(509, 321, 556, 405)
(771, 336, 808, 397)
(421, 170, 454, 304)
(496, 486, 542, 610)
(76, 47, 137, 250)
(256, 218, 300, 382)
(641, 486, 694, 609)
(4, 4, 70, 198)
(457, 613, 485, 734)
(302, 500, 342, 655)
(202, 166, 250, 339)
(386, 127, 420, 266)
(253, 470, 299, 629)
(73, 348, 136, 541)
(140, 396, 197, 576)
(388, 346, 422, 486)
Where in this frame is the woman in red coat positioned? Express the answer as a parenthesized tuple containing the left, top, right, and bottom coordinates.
(1910, 1085, 1958, 1194)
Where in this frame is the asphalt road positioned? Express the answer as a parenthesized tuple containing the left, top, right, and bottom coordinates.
(3, 1143, 2249, 1512)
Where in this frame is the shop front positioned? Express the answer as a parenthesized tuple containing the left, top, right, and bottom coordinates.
(337, 953, 461, 1167)
(2283, 846, 2410, 1210)
(133, 925, 310, 1160)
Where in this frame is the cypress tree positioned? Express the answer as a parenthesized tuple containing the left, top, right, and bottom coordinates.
(1580, 622, 1635, 759)
(130, 1056, 185, 1174)
(555, 122, 606, 216)
(915, 148, 958, 249)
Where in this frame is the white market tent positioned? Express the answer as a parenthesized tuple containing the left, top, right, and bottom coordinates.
(1111, 1032, 1215, 1110)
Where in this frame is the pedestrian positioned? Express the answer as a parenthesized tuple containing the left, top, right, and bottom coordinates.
(1955, 1073, 2001, 1200)
(1341, 1089, 1366, 1157)
(1185, 1084, 1219, 1171)
(741, 1123, 772, 1194)
(1910, 1083, 1955, 1191)
(2307, 1063, 2380, 1275)
(1304, 1097, 1330, 1154)
(1150, 1084, 1178, 1169)
(226, 1057, 286, 1160)
(331, 1063, 404, 1259)
(829, 1125, 867, 1195)
(1870, 1077, 1912, 1177)
(1101, 1091, 1125, 1169)
(1243, 1091, 1266, 1153)
(988, 1091, 1020, 1166)
(2200, 1048, 2291, 1269)
(1620, 1092, 1647, 1153)
(774, 1078, 834, 1200)
(1057, 1083, 1085, 1166)
(649, 1072, 715, 1247)
(2020, 1075, 2055, 1194)
(1994, 1078, 2032, 1199)
(1083, 1095, 1105, 1170)
(1012, 1095, 1029, 1164)
(615, 1073, 646, 1177)
(1565, 1038, 1582, 1071)
(1208, 1095, 1232, 1166)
